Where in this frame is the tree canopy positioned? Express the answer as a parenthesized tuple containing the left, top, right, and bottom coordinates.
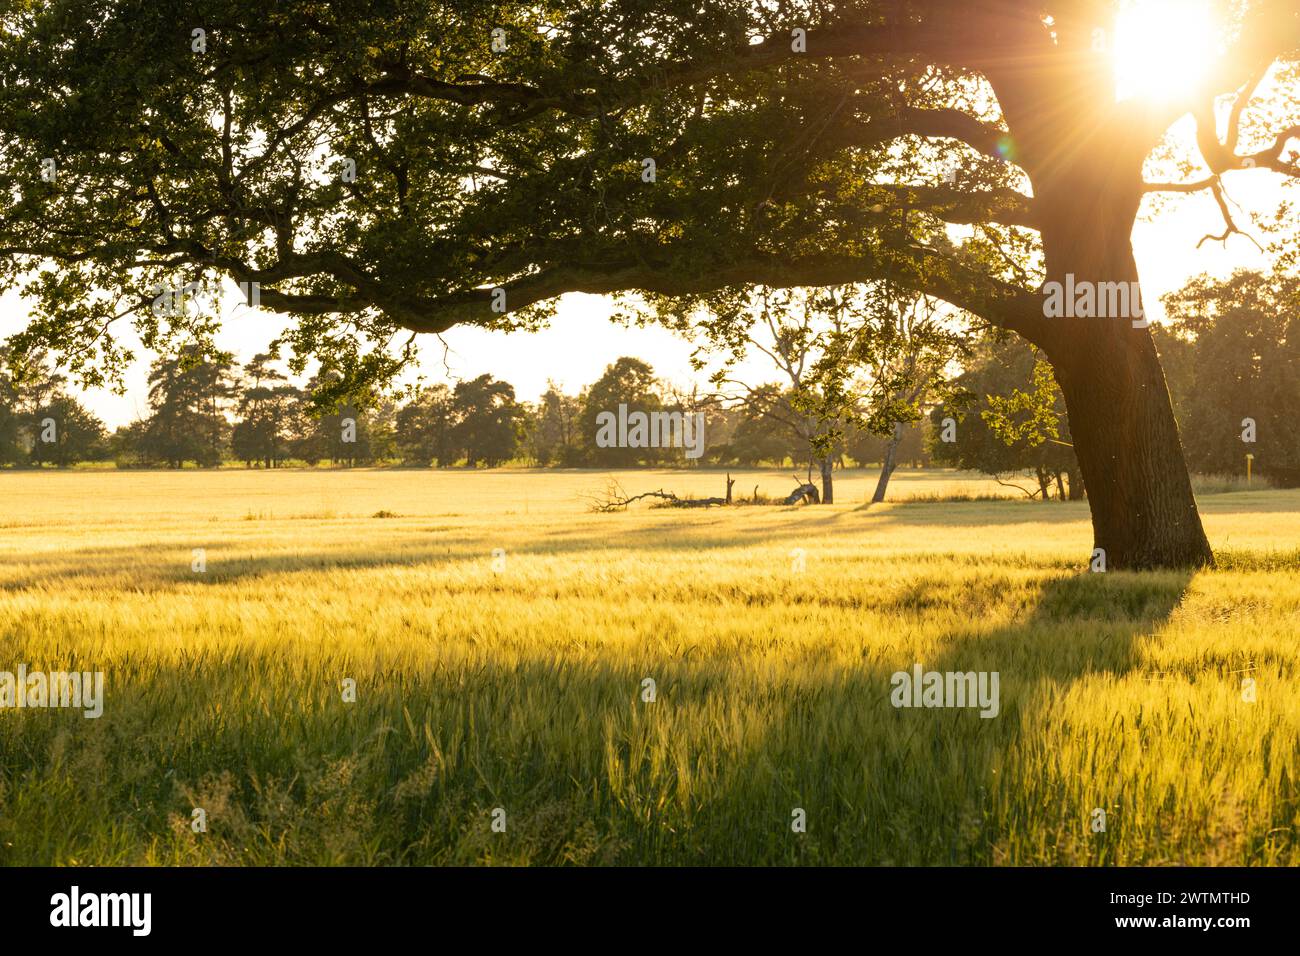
(3, 0, 1299, 565)
(5, 1, 1291, 383)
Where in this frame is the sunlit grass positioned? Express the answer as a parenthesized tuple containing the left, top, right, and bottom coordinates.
(0, 468, 1296, 865)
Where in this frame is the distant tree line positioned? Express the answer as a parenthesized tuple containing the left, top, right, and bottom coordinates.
(0, 348, 109, 466)
(0, 346, 934, 472)
(2, 271, 1294, 484)
(1156, 270, 1300, 488)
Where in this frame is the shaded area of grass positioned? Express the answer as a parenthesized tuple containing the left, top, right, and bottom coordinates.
(0, 472, 1296, 865)
(0, 557, 1295, 865)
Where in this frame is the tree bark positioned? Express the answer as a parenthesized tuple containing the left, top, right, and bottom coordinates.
(1048, 325, 1213, 569)
(819, 456, 834, 504)
(1035, 168, 1213, 569)
(871, 424, 904, 503)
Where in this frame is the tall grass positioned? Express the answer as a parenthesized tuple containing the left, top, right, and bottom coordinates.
(0, 470, 1296, 865)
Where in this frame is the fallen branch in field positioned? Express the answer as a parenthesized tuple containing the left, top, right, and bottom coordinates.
(783, 477, 821, 505)
(993, 477, 1044, 500)
(590, 472, 822, 511)
(588, 476, 734, 512)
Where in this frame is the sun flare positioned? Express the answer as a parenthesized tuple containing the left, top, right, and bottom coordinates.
(1114, 0, 1218, 102)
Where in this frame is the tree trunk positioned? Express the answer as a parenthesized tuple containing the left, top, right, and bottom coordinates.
(819, 456, 833, 504)
(1035, 171, 1213, 569)
(871, 424, 903, 503)
(1048, 327, 1212, 569)
(1066, 464, 1086, 501)
(1035, 466, 1051, 501)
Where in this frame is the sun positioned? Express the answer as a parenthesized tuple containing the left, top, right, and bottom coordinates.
(1113, 0, 1218, 102)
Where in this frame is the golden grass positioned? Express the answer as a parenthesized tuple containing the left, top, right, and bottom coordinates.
(0, 467, 1296, 865)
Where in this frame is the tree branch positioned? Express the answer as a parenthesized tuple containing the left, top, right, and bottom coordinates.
(400, 246, 1045, 342)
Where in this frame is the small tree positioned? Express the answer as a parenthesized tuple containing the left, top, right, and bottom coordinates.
(231, 353, 299, 467)
(930, 337, 1082, 500)
(813, 287, 969, 502)
(395, 384, 457, 466)
(27, 394, 107, 467)
(140, 349, 236, 468)
(581, 358, 664, 467)
(669, 283, 965, 503)
(0, 348, 107, 466)
(452, 374, 523, 467)
(525, 383, 584, 467)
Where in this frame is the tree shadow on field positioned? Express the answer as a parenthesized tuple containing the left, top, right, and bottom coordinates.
(686, 567, 1196, 865)
(0, 499, 1096, 593)
(0, 563, 1195, 865)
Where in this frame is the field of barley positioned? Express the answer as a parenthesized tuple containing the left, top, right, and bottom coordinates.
(0, 466, 1296, 866)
